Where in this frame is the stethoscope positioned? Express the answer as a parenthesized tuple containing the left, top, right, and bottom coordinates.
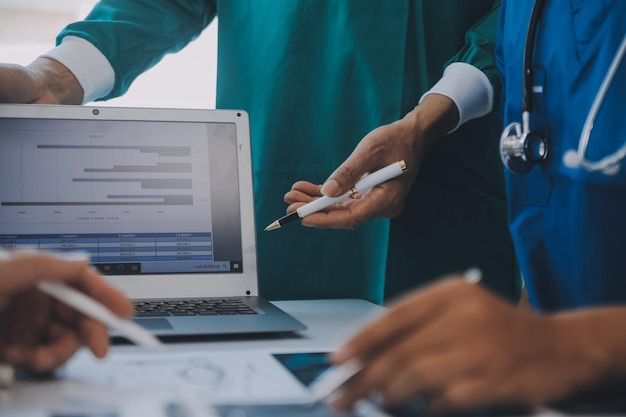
(500, 0, 626, 175)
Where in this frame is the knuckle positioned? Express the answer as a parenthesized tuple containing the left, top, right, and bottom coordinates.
(463, 297, 491, 321)
(436, 389, 473, 411)
(346, 218, 360, 230)
(334, 165, 359, 186)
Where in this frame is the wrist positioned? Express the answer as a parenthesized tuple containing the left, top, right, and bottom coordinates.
(553, 309, 626, 393)
(421, 62, 494, 131)
(401, 94, 460, 155)
(28, 57, 84, 105)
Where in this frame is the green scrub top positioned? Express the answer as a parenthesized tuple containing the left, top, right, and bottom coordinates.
(60, 0, 519, 303)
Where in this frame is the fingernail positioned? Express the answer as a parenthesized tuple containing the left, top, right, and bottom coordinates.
(327, 389, 349, 409)
(463, 267, 483, 284)
(330, 348, 344, 361)
(321, 179, 339, 196)
(368, 390, 385, 406)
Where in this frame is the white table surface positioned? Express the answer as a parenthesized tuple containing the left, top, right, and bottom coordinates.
(0, 299, 385, 417)
(1, 300, 623, 417)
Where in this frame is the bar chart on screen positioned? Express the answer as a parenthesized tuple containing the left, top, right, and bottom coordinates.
(0, 118, 213, 229)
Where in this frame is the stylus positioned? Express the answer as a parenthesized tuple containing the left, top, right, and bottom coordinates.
(38, 281, 163, 349)
(264, 160, 407, 231)
(0, 249, 163, 349)
(308, 358, 364, 403)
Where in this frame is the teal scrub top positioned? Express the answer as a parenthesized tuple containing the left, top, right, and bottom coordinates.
(59, 0, 519, 303)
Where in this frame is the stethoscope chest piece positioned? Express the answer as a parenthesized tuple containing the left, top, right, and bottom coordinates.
(500, 121, 548, 174)
(502, 0, 626, 177)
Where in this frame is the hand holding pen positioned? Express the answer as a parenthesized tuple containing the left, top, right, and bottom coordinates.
(280, 113, 435, 230)
(324, 269, 567, 413)
(308, 269, 482, 409)
(268, 160, 407, 231)
(0, 250, 136, 373)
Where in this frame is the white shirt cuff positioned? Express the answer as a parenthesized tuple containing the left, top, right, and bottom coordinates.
(420, 62, 494, 133)
(41, 36, 115, 104)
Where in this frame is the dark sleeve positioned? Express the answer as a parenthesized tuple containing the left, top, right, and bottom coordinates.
(58, 0, 217, 99)
(447, 0, 501, 98)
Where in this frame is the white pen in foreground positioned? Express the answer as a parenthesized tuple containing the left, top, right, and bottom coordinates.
(0, 249, 163, 350)
(265, 160, 407, 231)
(38, 281, 163, 349)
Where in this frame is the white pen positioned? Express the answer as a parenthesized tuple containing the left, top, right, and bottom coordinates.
(308, 358, 364, 404)
(265, 160, 407, 231)
(0, 249, 163, 349)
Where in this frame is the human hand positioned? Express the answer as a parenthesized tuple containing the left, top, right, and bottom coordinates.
(0, 57, 83, 104)
(0, 251, 133, 372)
(283, 94, 458, 229)
(329, 275, 609, 412)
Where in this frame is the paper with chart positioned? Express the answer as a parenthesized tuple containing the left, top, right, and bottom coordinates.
(62, 348, 314, 405)
(1, 377, 213, 417)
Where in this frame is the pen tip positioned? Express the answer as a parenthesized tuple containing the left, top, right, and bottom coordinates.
(264, 221, 281, 231)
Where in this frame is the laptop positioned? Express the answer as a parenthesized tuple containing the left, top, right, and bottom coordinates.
(0, 104, 306, 337)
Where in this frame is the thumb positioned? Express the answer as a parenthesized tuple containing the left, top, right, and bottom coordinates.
(320, 157, 372, 197)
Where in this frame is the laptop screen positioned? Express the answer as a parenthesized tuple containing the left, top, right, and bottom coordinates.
(0, 107, 249, 279)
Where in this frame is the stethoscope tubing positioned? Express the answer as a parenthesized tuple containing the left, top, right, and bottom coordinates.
(571, 33, 626, 173)
(501, 0, 626, 175)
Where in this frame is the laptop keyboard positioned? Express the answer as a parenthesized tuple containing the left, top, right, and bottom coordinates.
(133, 298, 258, 317)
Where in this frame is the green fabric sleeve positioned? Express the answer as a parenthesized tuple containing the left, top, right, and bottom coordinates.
(57, 0, 217, 100)
(447, 0, 501, 97)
